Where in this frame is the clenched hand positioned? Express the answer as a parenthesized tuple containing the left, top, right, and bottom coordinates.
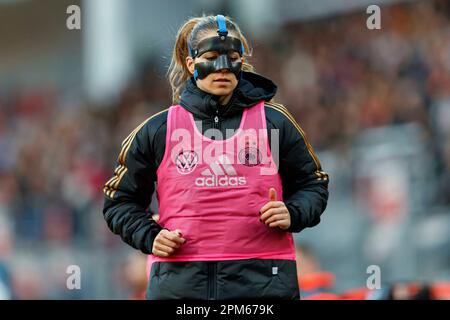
(152, 229, 186, 257)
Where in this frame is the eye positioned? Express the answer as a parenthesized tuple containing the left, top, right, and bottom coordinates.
(201, 52, 219, 61)
(228, 52, 240, 61)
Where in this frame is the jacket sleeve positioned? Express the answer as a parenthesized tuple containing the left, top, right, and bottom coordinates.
(265, 102, 329, 233)
(102, 111, 167, 254)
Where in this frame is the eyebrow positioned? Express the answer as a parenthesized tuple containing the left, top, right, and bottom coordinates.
(202, 51, 239, 56)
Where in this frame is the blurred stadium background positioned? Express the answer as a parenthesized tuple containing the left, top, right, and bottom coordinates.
(0, 0, 449, 299)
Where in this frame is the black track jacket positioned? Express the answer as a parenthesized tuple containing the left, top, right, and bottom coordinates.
(102, 71, 329, 299)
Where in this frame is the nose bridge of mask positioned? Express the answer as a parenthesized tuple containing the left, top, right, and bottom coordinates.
(214, 54, 231, 70)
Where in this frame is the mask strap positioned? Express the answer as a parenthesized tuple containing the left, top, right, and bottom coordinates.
(216, 15, 228, 38)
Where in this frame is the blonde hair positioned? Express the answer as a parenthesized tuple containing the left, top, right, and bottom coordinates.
(167, 15, 255, 104)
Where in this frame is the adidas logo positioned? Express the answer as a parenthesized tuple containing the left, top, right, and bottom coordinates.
(195, 155, 246, 187)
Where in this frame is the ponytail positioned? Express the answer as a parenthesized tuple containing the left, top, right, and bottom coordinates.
(167, 18, 201, 104)
(167, 15, 255, 104)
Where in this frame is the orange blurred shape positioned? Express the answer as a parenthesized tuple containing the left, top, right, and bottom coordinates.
(304, 293, 341, 300)
(340, 288, 369, 300)
(298, 271, 336, 291)
(430, 282, 450, 300)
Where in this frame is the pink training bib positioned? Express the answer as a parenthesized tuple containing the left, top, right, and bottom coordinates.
(147, 101, 295, 276)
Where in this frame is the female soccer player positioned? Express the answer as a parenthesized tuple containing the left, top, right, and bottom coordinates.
(103, 14, 329, 300)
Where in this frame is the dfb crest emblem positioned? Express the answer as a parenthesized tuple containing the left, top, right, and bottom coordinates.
(238, 147, 262, 166)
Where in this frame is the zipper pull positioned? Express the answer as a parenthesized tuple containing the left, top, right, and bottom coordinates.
(214, 115, 219, 123)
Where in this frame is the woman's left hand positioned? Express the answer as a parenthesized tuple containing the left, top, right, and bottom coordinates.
(259, 188, 291, 230)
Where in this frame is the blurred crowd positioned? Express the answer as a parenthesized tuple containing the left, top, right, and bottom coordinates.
(254, 0, 450, 205)
(295, 243, 450, 300)
(0, 0, 449, 299)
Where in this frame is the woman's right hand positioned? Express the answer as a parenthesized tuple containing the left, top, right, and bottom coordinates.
(152, 229, 186, 257)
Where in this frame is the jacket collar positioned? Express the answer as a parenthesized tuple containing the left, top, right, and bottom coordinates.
(179, 71, 277, 119)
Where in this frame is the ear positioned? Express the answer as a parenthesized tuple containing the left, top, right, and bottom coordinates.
(186, 56, 195, 76)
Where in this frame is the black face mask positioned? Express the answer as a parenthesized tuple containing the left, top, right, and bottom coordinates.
(189, 14, 244, 81)
(192, 36, 243, 80)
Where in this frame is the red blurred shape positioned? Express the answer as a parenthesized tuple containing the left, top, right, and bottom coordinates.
(340, 288, 369, 300)
(304, 293, 341, 300)
(299, 271, 336, 291)
(430, 282, 450, 300)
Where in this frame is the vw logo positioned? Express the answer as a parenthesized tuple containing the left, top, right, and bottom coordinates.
(175, 150, 199, 174)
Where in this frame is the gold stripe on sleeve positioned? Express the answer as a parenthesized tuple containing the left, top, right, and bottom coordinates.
(103, 108, 169, 199)
(266, 101, 328, 181)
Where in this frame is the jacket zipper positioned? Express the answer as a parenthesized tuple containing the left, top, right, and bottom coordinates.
(207, 261, 217, 300)
(212, 109, 220, 140)
(213, 109, 219, 130)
